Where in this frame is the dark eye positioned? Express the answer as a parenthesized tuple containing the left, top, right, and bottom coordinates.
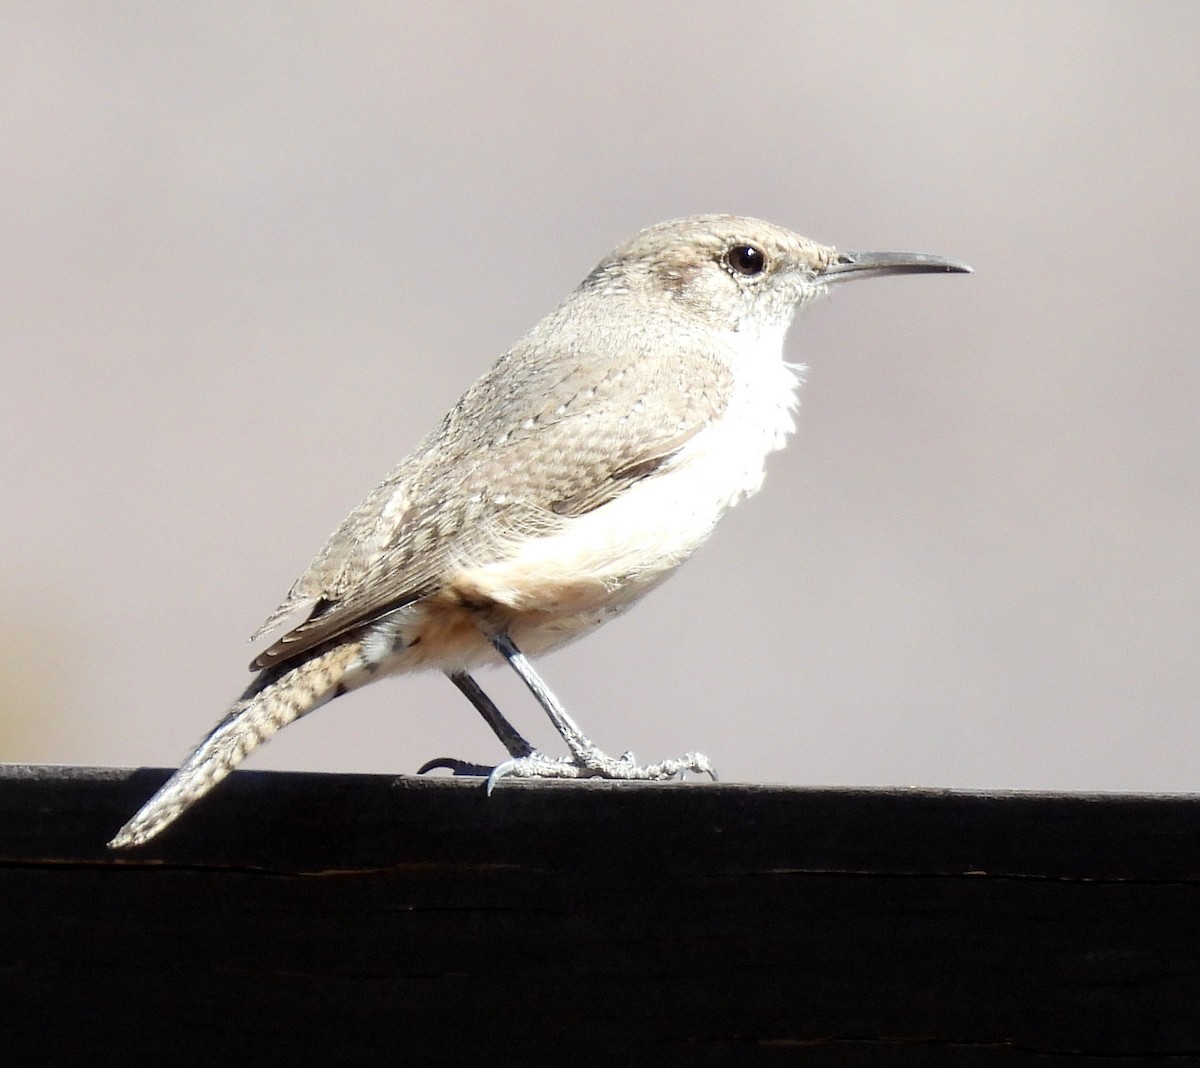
(726, 244, 767, 277)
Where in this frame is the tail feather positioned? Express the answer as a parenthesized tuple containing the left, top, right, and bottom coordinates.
(108, 640, 363, 849)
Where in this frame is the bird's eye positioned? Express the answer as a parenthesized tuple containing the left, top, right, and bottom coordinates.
(725, 244, 767, 277)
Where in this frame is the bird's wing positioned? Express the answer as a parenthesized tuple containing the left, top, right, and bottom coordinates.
(250, 317, 732, 671)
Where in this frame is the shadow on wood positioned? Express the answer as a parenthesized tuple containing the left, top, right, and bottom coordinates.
(2, 764, 1199, 1065)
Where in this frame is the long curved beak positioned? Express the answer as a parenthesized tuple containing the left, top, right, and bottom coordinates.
(821, 250, 972, 284)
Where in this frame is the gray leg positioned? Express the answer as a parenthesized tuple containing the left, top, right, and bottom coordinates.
(417, 671, 537, 776)
(487, 633, 596, 760)
(484, 631, 718, 792)
(448, 671, 536, 758)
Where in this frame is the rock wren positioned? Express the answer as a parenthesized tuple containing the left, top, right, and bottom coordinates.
(109, 214, 969, 847)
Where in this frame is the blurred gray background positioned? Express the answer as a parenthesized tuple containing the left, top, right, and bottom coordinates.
(2, 3, 1196, 792)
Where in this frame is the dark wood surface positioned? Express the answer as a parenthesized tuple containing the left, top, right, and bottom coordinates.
(2, 763, 1199, 1065)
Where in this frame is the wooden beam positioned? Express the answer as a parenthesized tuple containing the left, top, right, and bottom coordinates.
(2, 764, 1198, 1064)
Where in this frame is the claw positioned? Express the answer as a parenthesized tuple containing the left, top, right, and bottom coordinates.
(485, 757, 520, 795)
(416, 757, 494, 777)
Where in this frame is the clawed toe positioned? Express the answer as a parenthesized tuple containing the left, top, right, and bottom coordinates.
(484, 746, 719, 792)
(420, 746, 718, 790)
(417, 757, 496, 777)
(678, 752, 719, 782)
(483, 751, 582, 794)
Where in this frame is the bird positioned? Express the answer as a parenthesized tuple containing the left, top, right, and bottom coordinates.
(108, 214, 969, 847)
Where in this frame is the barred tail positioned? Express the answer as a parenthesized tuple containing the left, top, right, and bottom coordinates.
(108, 640, 364, 849)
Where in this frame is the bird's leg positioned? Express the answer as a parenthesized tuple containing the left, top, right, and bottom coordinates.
(488, 632, 597, 759)
(448, 671, 537, 758)
(417, 671, 537, 776)
(483, 631, 718, 792)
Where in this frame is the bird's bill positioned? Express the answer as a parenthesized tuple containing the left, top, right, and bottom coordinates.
(820, 250, 972, 284)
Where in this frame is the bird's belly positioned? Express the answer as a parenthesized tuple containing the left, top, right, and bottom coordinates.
(371, 391, 794, 675)
(464, 453, 740, 600)
(367, 463, 736, 674)
(369, 575, 668, 676)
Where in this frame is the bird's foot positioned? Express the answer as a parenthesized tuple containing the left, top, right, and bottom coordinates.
(484, 746, 717, 794)
(419, 747, 717, 793)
